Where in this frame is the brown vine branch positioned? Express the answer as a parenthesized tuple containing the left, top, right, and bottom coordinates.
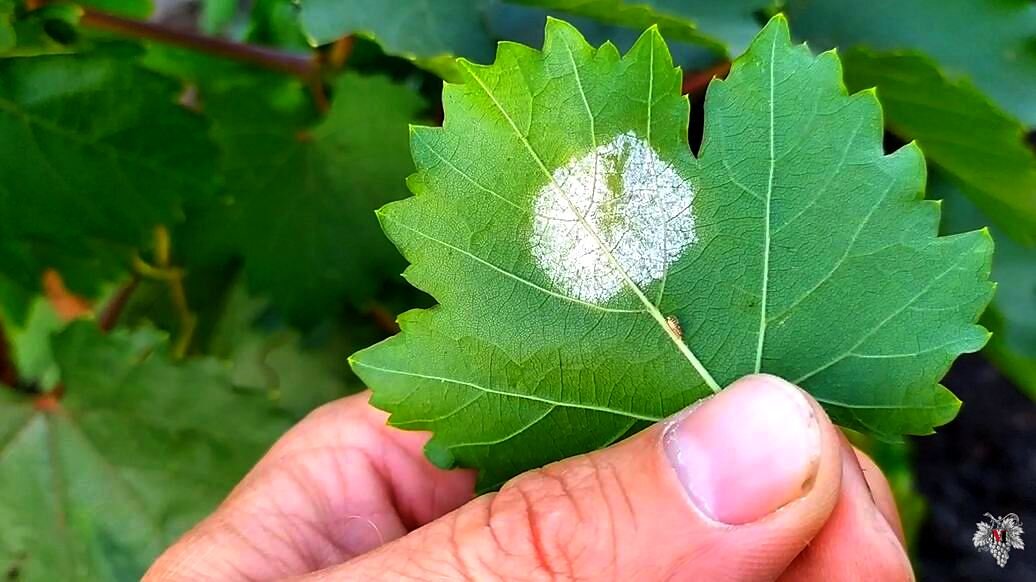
(324, 36, 355, 70)
(78, 7, 320, 80)
(366, 302, 400, 335)
(682, 61, 731, 95)
(0, 320, 19, 388)
(98, 276, 140, 333)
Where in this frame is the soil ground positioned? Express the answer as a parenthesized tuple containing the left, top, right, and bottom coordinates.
(914, 354, 1035, 581)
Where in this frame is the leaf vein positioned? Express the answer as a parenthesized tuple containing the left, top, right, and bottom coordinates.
(352, 360, 663, 422)
(380, 213, 645, 314)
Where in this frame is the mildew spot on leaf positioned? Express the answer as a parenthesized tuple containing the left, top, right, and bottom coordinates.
(530, 131, 697, 303)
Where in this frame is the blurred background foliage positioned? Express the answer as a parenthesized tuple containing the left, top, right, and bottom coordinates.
(0, 0, 1033, 579)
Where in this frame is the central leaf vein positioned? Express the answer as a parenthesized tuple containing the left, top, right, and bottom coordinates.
(755, 31, 778, 374)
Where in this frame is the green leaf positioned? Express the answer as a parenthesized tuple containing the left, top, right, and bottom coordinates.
(841, 49, 1036, 245)
(296, 0, 771, 76)
(0, 0, 15, 53)
(203, 73, 421, 324)
(206, 281, 378, 417)
(200, 0, 237, 35)
(787, 0, 1036, 126)
(299, 0, 494, 77)
(938, 172, 1036, 401)
(0, 3, 81, 58)
(509, 0, 718, 52)
(0, 50, 216, 313)
(245, 0, 309, 50)
(0, 322, 289, 580)
(79, 0, 152, 19)
(350, 17, 993, 488)
(1, 298, 63, 390)
(513, 0, 773, 54)
(487, 3, 721, 72)
(0, 274, 32, 323)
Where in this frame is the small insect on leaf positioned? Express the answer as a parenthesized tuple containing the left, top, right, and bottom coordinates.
(665, 315, 683, 339)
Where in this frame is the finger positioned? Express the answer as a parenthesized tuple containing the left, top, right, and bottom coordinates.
(854, 447, 906, 545)
(778, 438, 913, 581)
(145, 392, 475, 582)
(296, 374, 843, 581)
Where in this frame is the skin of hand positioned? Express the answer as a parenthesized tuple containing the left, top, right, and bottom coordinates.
(145, 375, 913, 581)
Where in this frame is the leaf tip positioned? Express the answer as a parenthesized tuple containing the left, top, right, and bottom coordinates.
(742, 12, 793, 60)
(454, 56, 477, 74)
(977, 226, 997, 256)
(373, 206, 392, 229)
(599, 39, 621, 60)
(762, 12, 791, 35)
(423, 438, 457, 469)
(896, 139, 924, 161)
(544, 15, 578, 37)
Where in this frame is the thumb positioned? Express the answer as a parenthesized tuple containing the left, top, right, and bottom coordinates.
(303, 375, 842, 581)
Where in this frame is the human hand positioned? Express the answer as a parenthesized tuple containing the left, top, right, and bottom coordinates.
(145, 374, 912, 581)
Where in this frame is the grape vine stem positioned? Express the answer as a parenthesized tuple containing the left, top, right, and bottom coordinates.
(681, 60, 731, 95)
(76, 7, 319, 79)
(54, 4, 339, 111)
(98, 276, 140, 333)
(0, 321, 18, 389)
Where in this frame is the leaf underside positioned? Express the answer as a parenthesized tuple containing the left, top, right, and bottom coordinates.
(351, 17, 994, 489)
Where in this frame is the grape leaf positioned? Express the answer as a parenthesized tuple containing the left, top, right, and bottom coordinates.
(0, 322, 289, 581)
(297, 0, 771, 77)
(0, 0, 14, 52)
(299, 0, 494, 77)
(79, 0, 152, 19)
(787, 0, 1036, 126)
(245, 0, 309, 50)
(0, 3, 80, 58)
(487, 3, 722, 72)
(2, 297, 63, 390)
(513, 0, 773, 54)
(509, 0, 719, 52)
(199, 0, 237, 35)
(840, 49, 1036, 246)
(205, 281, 377, 417)
(938, 172, 1036, 401)
(350, 17, 993, 489)
(0, 49, 216, 314)
(201, 73, 420, 324)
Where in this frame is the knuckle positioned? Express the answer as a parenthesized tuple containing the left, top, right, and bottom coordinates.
(478, 455, 633, 579)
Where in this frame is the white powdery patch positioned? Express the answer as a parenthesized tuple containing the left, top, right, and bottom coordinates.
(530, 132, 697, 304)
